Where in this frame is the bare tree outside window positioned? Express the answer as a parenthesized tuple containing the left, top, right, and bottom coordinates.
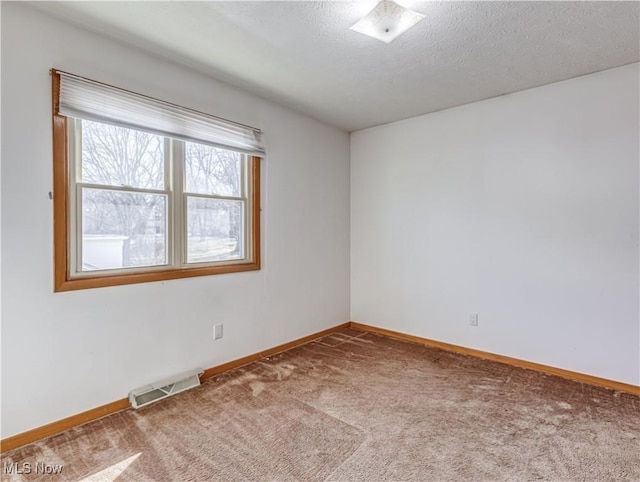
(81, 120, 164, 190)
(184, 142, 241, 197)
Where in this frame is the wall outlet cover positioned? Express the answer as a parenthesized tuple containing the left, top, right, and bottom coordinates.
(469, 314, 479, 326)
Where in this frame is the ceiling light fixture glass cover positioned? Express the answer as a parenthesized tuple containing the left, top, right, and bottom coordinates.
(350, 0, 425, 43)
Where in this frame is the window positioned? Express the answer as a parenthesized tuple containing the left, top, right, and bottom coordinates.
(52, 70, 263, 291)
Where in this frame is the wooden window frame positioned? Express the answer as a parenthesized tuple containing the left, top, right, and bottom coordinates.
(52, 72, 261, 292)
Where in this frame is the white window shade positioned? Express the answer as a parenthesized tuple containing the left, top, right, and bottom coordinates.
(56, 70, 265, 157)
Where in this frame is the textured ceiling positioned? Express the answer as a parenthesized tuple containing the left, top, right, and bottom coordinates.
(33, 1, 639, 132)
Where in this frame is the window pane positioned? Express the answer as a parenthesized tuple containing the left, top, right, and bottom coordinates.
(186, 197, 244, 263)
(185, 142, 242, 197)
(81, 188, 167, 271)
(81, 120, 165, 190)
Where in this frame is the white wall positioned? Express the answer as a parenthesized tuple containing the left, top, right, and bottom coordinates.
(0, 3, 350, 438)
(351, 64, 640, 385)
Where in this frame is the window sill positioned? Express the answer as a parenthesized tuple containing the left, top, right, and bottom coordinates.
(54, 261, 261, 292)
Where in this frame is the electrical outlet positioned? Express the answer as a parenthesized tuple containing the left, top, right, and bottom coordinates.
(214, 323, 223, 340)
(469, 313, 479, 327)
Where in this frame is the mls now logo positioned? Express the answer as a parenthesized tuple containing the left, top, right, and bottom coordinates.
(3, 462, 64, 475)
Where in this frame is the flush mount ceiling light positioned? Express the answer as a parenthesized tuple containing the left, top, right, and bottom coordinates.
(350, 0, 425, 44)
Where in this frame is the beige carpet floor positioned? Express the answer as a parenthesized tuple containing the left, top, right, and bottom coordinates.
(2, 328, 639, 481)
